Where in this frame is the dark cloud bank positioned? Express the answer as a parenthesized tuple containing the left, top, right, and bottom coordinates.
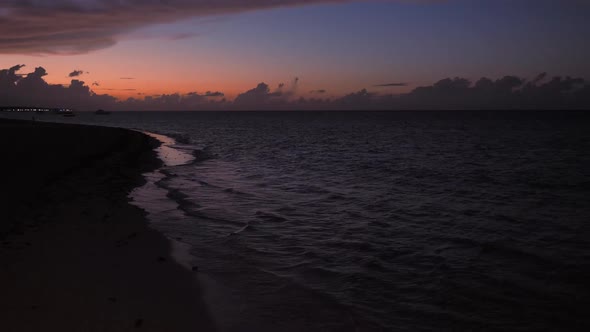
(0, 0, 368, 55)
(1, 65, 589, 111)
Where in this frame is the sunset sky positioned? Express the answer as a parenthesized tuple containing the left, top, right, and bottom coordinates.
(0, 0, 589, 104)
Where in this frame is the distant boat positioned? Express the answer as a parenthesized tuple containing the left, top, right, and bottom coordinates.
(95, 109, 111, 115)
(60, 109, 75, 117)
(54, 108, 75, 116)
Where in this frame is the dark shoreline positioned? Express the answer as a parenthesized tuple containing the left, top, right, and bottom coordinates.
(0, 119, 215, 331)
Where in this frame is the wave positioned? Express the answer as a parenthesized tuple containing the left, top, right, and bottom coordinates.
(230, 222, 253, 236)
(166, 132, 192, 144)
(147, 129, 215, 165)
(191, 148, 216, 163)
(155, 177, 243, 226)
(222, 187, 253, 197)
(255, 211, 288, 223)
(127, 114, 590, 331)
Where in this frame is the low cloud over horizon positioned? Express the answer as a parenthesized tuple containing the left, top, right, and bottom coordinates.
(1, 64, 589, 111)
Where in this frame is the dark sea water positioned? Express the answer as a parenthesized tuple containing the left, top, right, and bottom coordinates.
(3, 111, 590, 331)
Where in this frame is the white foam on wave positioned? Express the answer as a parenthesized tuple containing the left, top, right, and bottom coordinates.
(129, 131, 199, 272)
(131, 130, 244, 332)
(143, 131, 195, 167)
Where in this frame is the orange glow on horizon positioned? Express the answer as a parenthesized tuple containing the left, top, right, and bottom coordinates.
(0, 35, 415, 104)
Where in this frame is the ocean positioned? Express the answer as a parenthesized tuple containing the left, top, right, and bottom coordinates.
(3, 111, 590, 331)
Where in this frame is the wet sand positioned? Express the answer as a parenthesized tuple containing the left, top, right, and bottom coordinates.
(0, 119, 215, 331)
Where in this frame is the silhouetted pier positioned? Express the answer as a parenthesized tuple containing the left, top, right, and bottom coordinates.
(1, 107, 72, 113)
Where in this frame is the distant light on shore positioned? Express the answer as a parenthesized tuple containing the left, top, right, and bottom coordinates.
(1, 107, 72, 113)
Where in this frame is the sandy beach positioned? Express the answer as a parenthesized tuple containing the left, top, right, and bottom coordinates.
(0, 119, 215, 331)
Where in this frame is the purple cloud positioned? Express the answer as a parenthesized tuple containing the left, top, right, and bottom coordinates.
(69, 70, 85, 77)
(0, 0, 368, 55)
(2, 64, 588, 111)
(204, 91, 225, 97)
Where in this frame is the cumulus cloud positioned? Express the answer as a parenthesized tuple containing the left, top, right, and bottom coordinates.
(0, 0, 374, 55)
(234, 83, 276, 107)
(397, 75, 589, 110)
(232, 78, 301, 109)
(336, 89, 376, 109)
(204, 91, 224, 97)
(0, 64, 26, 89)
(1, 64, 589, 111)
(0, 65, 116, 109)
(69, 70, 85, 77)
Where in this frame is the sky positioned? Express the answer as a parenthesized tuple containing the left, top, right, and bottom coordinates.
(0, 0, 589, 110)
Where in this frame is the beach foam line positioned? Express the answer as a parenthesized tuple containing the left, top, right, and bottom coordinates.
(131, 131, 198, 271)
(131, 130, 242, 331)
(141, 131, 195, 167)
